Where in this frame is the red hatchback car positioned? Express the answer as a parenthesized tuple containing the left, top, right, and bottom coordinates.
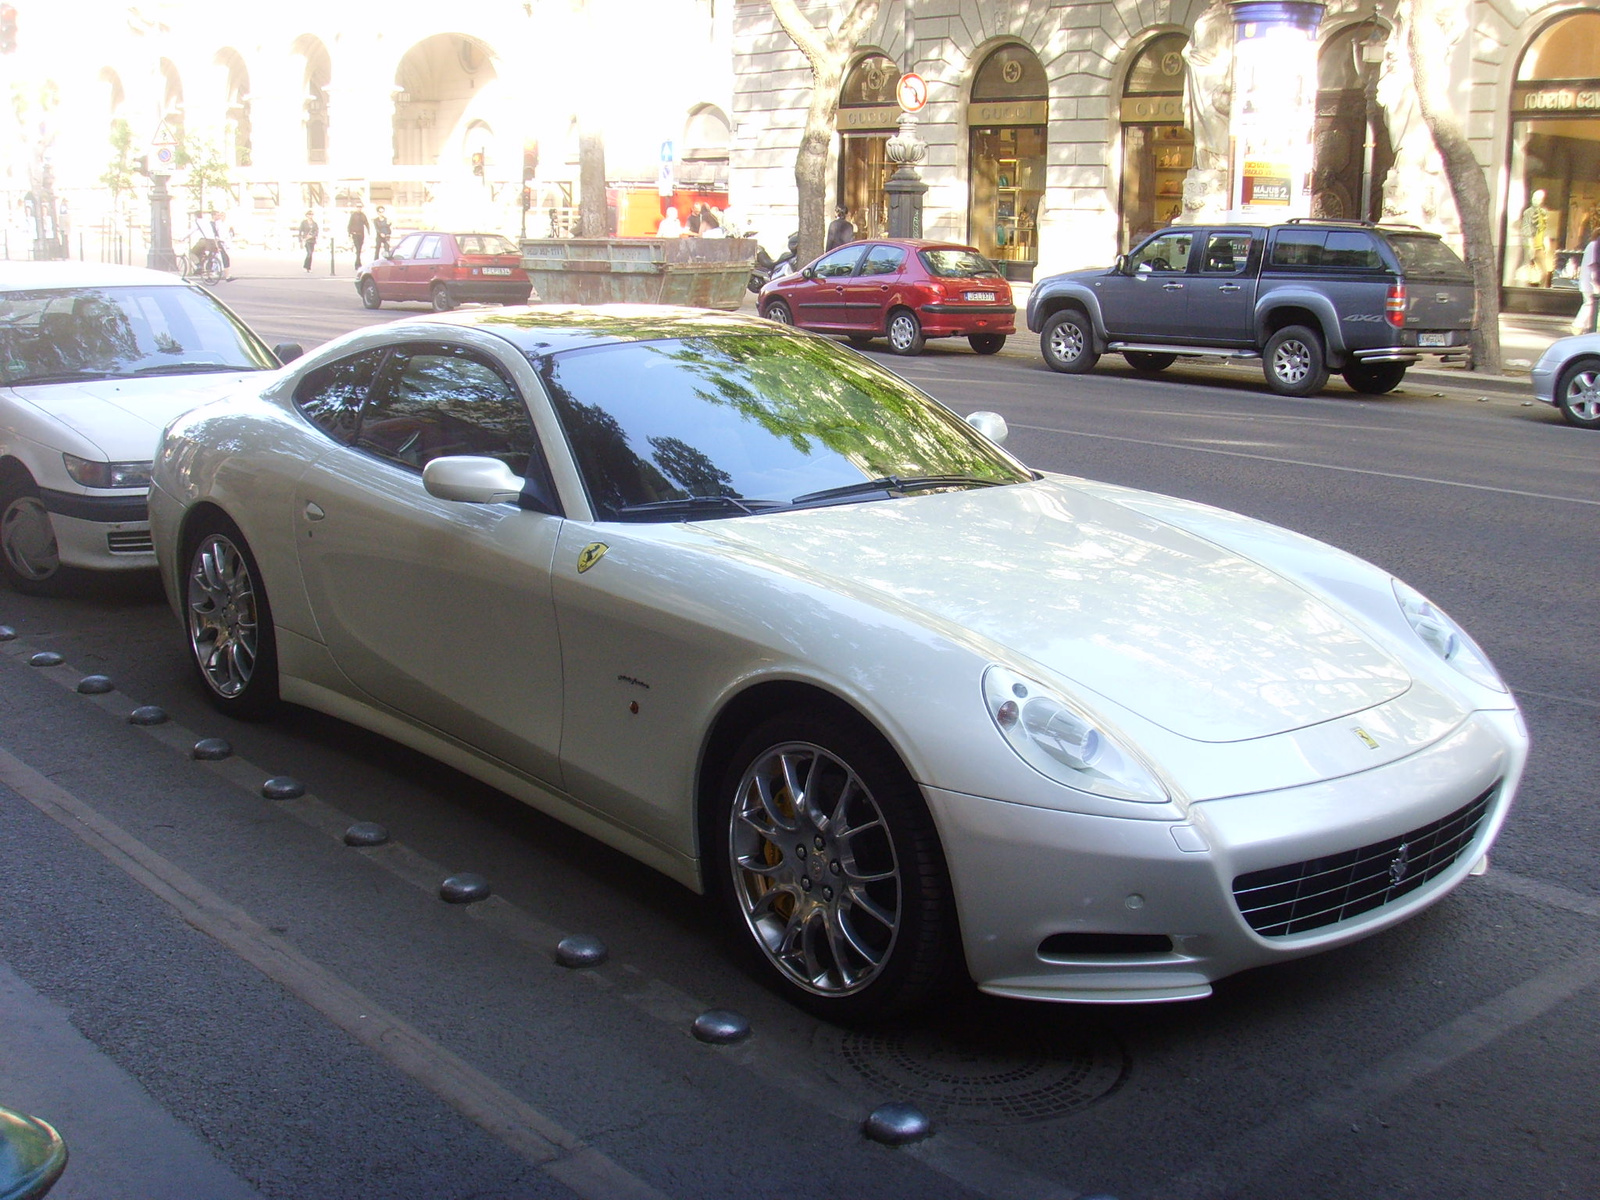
(356, 231, 535, 312)
(759, 239, 1015, 355)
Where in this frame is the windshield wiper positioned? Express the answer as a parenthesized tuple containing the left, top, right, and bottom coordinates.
(614, 495, 789, 520)
(6, 369, 118, 385)
(131, 362, 254, 376)
(790, 474, 1001, 507)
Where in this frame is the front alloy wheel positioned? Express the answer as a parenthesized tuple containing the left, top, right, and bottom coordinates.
(1556, 359, 1600, 429)
(185, 520, 279, 718)
(1040, 309, 1100, 374)
(718, 711, 954, 1019)
(0, 477, 63, 595)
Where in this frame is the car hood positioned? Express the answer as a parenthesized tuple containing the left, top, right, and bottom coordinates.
(9, 373, 262, 460)
(701, 478, 1411, 743)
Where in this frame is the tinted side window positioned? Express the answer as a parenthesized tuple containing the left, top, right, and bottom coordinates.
(354, 344, 536, 476)
(859, 245, 907, 276)
(1270, 230, 1327, 268)
(1323, 231, 1383, 269)
(813, 246, 867, 278)
(294, 349, 386, 442)
(1130, 232, 1194, 273)
(1201, 233, 1253, 274)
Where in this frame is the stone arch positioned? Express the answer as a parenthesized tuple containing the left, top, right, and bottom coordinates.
(681, 103, 732, 192)
(291, 34, 333, 166)
(213, 47, 252, 168)
(391, 32, 502, 170)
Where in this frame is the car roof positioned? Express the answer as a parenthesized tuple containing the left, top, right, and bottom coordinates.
(374, 304, 785, 356)
(844, 239, 986, 252)
(0, 260, 193, 291)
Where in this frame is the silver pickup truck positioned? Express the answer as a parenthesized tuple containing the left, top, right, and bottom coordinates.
(1026, 220, 1476, 396)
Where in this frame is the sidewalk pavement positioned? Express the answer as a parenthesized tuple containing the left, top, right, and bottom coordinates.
(215, 249, 1562, 398)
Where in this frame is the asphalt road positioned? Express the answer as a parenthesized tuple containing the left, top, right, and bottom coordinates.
(1, 272, 1595, 1200)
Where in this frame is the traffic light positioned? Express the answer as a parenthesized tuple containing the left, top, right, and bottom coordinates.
(471, 151, 484, 178)
(0, 6, 18, 55)
(523, 143, 539, 181)
(520, 186, 531, 212)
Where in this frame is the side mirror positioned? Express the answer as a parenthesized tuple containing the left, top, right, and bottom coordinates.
(423, 456, 525, 504)
(1113, 254, 1128, 275)
(0, 1105, 68, 1200)
(801, 266, 818, 281)
(965, 410, 1009, 445)
(273, 341, 304, 364)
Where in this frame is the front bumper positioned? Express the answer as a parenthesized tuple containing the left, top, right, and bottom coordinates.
(926, 709, 1523, 1003)
(40, 487, 154, 570)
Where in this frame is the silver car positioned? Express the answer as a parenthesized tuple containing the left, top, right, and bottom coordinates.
(1530, 330, 1600, 429)
(0, 261, 286, 593)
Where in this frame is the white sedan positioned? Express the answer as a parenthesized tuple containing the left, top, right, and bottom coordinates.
(0, 261, 289, 592)
(149, 306, 1526, 1019)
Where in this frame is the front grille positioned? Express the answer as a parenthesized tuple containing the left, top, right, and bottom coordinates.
(107, 531, 154, 554)
(1233, 786, 1496, 938)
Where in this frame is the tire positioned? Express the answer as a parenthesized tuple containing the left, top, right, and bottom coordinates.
(430, 283, 456, 312)
(360, 278, 382, 309)
(182, 513, 279, 720)
(763, 299, 793, 325)
(1040, 309, 1100, 374)
(1342, 362, 1407, 395)
(711, 707, 958, 1021)
(968, 333, 1006, 355)
(1555, 358, 1600, 430)
(886, 309, 924, 356)
(1263, 325, 1329, 396)
(1123, 350, 1176, 372)
(0, 472, 65, 595)
(846, 335, 875, 348)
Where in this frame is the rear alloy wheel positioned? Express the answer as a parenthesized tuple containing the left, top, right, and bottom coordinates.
(714, 708, 956, 1020)
(1123, 350, 1176, 372)
(360, 278, 382, 309)
(0, 474, 65, 595)
(1263, 325, 1329, 396)
(1555, 358, 1600, 429)
(1040, 309, 1100, 374)
(430, 283, 456, 312)
(1342, 362, 1407, 395)
(764, 299, 793, 325)
(887, 309, 925, 356)
(968, 333, 1006, 355)
(184, 515, 279, 720)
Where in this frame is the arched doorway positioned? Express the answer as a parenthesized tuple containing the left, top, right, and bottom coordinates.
(292, 36, 331, 167)
(1503, 9, 1600, 296)
(837, 52, 898, 239)
(215, 48, 251, 168)
(966, 43, 1047, 279)
(392, 35, 499, 171)
(1310, 21, 1390, 220)
(1119, 33, 1191, 251)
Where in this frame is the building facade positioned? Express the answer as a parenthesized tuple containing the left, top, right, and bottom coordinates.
(731, 0, 1600, 310)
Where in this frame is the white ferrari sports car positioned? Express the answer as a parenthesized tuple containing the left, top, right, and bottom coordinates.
(149, 306, 1526, 1019)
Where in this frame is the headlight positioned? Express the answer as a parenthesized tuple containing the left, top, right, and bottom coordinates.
(982, 665, 1168, 803)
(1392, 580, 1506, 692)
(62, 454, 152, 490)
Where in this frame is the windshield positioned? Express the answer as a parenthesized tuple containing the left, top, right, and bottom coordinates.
(0, 284, 277, 386)
(535, 332, 1032, 521)
(456, 234, 520, 257)
(919, 249, 1004, 279)
(1385, 234, 1471, 283)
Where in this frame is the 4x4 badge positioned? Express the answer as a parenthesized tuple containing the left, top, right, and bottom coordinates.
(1353, 727, 1380, 750)
(577, 542, 609, 573)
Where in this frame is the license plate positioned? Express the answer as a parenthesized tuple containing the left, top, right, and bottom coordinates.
(1418, 332, 1450, 347)
(483, 267, 513, 276)
(964, 291, 996, 302)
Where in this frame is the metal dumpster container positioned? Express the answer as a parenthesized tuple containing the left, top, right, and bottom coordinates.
(518, 237, 755, 311)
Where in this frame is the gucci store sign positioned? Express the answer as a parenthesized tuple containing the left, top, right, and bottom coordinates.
(1120, 95, 1185, 123)
(971, 100, 1049, 126)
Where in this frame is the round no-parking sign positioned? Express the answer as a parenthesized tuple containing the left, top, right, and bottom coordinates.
(896, 72, 928, 113)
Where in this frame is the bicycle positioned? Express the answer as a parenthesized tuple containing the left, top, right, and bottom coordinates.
(184, 243, 226, 285)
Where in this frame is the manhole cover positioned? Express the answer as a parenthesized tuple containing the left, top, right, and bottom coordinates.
(817, 1023, 1127, 1126)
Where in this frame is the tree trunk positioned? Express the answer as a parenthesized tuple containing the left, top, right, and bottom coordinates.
(768, 0, 881, 266)
(1405, 0, 1501, 374)
(578, 128, 608, 239)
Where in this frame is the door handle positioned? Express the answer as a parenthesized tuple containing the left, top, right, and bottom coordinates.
(1217, 284, 1241, 293)
(1162, 282, 1185, 291)
(304, 501, 325, 521)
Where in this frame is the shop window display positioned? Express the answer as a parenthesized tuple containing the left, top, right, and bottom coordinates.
(1120, 33, 1194, 251)
(966, 44, 1048, 278)
(837, 53, 899, 241)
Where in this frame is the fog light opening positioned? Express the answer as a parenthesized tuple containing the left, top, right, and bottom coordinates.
(1038, 932, 1175, 960)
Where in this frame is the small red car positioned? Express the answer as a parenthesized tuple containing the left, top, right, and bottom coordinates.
(356, 231, 535, 311)
(759, 239, 1015, 355)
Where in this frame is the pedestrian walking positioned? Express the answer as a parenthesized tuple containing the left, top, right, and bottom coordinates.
(299, 210, 319, 272)
(1574, 232, 1600, 336)
(373, 206, 393, 258)
(825, 205, 855, 250)
(347, 205, 370, 269)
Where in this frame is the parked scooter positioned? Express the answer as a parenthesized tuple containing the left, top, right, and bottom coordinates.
(748, 232, 800, 294)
